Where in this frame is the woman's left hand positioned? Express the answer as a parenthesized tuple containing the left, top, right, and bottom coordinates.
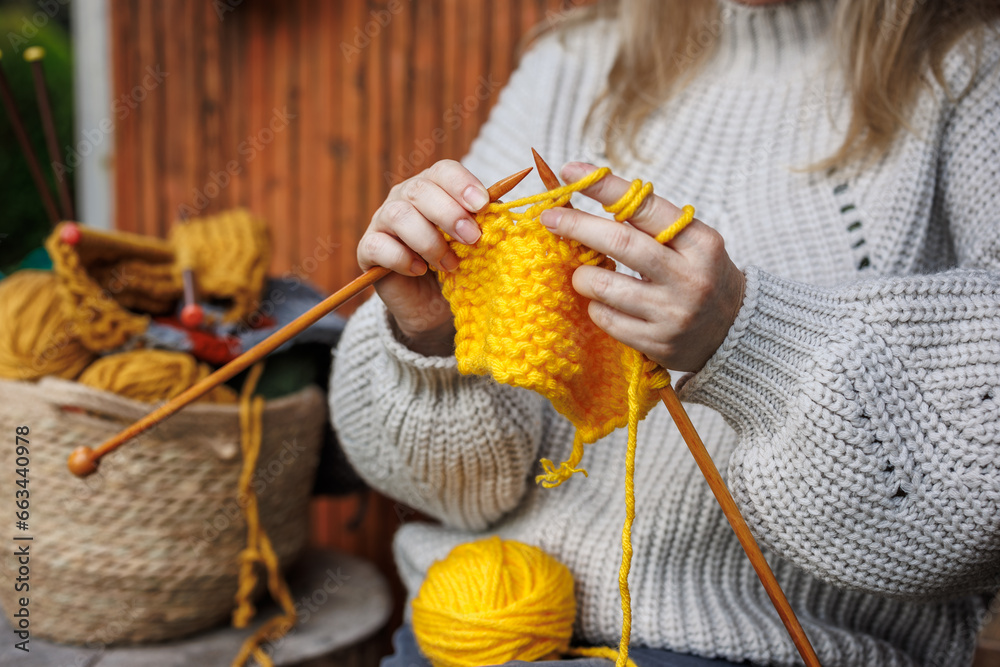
(539, 162, 746, 373)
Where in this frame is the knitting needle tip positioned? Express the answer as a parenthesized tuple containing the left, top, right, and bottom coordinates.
(531, 149, 574, 209)
(488, 166, 533, 201)
(23, 46, 45, 62)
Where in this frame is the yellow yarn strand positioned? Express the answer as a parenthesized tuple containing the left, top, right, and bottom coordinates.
(230, 362, 297, 667)
(429, 168, 693, 667)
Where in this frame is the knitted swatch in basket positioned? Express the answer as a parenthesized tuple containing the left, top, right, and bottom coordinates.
(438, 167, 691, 487)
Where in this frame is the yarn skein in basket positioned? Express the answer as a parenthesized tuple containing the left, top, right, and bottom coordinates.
(0, 218, 323, 648)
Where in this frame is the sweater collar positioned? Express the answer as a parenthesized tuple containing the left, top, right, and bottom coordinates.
(709, 0, 838, 78)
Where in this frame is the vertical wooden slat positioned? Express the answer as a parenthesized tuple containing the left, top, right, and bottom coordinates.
(201, 0, 223, 213)
(339, 0, 364, 292)
(110, 0, 135, 231)
(245, 2, 267, 230)
(298, 0, 320, 294)
(137, 0, 159, 236)
(311, 0, 343, 294)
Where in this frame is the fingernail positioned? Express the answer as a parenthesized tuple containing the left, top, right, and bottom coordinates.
(440, 253, 460, 272)
(541, 208, 563, 231)
(410, 260, 426, 276)
(454, 218, 481, 245)
(463, 185, 490, 211)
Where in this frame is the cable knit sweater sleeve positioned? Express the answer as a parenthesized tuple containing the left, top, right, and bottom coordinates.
(330, 296, 546, 531)
(678, 42, 1000, 602)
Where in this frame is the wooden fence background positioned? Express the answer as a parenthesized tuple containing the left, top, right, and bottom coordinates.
(109, 0, 591, 652)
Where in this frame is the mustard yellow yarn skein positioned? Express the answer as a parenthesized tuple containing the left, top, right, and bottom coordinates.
(411, 537, 577, 667)
(77, 349, 238, 404)
(0, 270, 95, 381)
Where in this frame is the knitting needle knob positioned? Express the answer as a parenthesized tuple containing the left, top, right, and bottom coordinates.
(180, 266, 204, 328)
(180, 302, 204, 328)
(67, 446, 98, 477)
(59, 222, 82, 245)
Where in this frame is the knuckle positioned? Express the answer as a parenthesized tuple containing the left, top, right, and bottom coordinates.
(607, 227, 634, 258)
(401, 177, 427, 202)
(427, 159, 458, 182)
(359, 234, 384, 264)
(383, 199, 413, 226)
(590, 300, 615, 331)
(688, 272, 716, 302)
(702, 227, 726, 257)
(590, 270, 616, 301)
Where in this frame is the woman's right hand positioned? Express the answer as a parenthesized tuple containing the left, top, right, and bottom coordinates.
(358, 159, 491, 356)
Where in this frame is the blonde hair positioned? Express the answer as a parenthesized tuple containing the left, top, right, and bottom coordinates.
(562, 0, 999, 170)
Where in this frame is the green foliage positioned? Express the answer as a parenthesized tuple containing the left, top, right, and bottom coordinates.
(0, 6, 73, 274)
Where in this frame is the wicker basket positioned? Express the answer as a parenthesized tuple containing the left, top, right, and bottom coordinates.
(0, 376, 325, 645)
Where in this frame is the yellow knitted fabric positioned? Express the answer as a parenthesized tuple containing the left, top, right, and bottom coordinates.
(439, 168, 690, 487)
(170, 209, 271, 324)
(45, 211, 270, 353)
(436, 167, 694, 667)
(45, 224, 169, 352)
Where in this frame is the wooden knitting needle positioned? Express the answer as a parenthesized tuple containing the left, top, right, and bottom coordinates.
(67, 166, 534, 477)
(175, 209, 205, 328)
(659, 386, 821, 666)
(0, 48, 61, 225)
(24, 46, 74, 220)
(530, 150, 821, 667)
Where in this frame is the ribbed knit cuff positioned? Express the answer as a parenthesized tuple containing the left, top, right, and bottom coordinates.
(372, 297, 461, 374)
(677, 266, 844, 438)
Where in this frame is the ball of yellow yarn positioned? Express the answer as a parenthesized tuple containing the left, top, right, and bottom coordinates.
(0, 270, 95, 381)
(411, 537, 577, 667)
(77, 349, 237, 404)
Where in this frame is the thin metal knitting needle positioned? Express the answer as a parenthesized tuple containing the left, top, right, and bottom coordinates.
(530, 149, 821, 667)
(24, 46, 74, 220)
(0, 49, 61, 224)
(67, 166, 534, 477)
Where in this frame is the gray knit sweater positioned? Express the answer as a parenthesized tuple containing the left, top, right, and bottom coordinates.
(330, 1, 1000, 665)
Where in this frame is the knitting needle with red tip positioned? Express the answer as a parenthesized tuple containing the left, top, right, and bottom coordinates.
(0, 49, 61, 224)
(530, 149, 821, 667)
(66, 166, 533, 477)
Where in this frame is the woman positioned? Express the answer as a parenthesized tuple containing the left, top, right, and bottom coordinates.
(331, 0, 1000, 665)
